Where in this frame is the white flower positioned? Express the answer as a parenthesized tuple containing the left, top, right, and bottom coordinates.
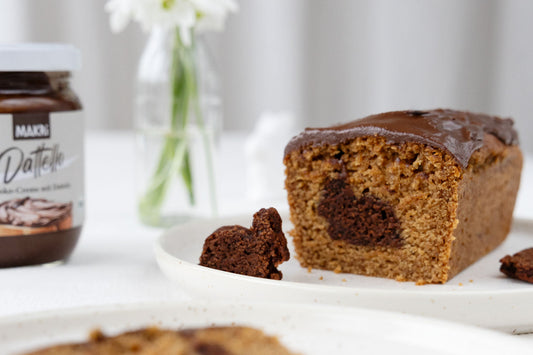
(105, 0, 136, 33)
(105, 0, 238, 45)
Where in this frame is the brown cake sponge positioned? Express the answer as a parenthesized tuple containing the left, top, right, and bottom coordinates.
(199, 208, 290, 279)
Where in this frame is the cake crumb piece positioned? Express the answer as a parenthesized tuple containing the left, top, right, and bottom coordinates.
(342, 278, 347, 282)
(469, 279, 473, 283)
(319, 276, 324, 280)
(500, 248, 533, 284)
(334, 266, 342, 274)
(307, 267, 312, 273)
(458, 282, 463, 286)
(199, 208, 290, 279)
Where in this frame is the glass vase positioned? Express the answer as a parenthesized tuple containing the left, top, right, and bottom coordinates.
(135, 27, 220, 227)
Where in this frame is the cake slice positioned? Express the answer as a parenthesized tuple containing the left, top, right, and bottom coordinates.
(500, 248, 533, 284)
(284, 109, 522, 284)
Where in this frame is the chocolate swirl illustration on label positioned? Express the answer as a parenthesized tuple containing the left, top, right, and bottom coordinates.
(0, 197, 72, 236)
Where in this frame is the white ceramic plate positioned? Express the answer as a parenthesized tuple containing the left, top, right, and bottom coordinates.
(0, 302, 530, 355)
(155, 214, 533, 333)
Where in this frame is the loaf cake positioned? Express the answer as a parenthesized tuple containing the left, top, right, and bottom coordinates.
(284, 109, 522, 284)
(0, 197, 72, 236)
(24, 326, 297, 355)
(200, 208, 290, 279)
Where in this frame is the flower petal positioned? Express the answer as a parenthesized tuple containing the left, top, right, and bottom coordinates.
(105, 0, 135, 32)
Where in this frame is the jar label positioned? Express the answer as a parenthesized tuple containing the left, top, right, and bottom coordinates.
(0, 112, 84, 236)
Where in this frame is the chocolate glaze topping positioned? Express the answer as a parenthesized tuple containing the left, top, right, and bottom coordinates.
(0, 197, 72, 227)
(284, 109, 518, 167)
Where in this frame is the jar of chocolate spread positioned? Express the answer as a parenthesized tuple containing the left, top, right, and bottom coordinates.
(0, 44, 84, 267)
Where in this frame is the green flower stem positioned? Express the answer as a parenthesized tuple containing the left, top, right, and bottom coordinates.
(192, 73, 218, 216)
(139, 28, 217, 225)
(171, 30, 195, 205)
(188, 34, 218, 216)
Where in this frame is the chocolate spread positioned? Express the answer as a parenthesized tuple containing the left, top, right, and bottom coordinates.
(0, 46, 83, 268)
(0, 228, 81, 268)
(284, 109, 518, 167)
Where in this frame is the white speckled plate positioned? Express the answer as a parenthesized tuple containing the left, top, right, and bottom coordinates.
(0, 302, 530, 355)
(155, 214, 533, 333)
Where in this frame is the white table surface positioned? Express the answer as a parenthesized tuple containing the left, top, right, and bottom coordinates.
(0, 131, 285, 317)
(1, 131, 532, 340)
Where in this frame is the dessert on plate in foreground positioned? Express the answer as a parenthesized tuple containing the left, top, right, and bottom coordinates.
(24, 326, 296, 355)
(284, 109, 522, 284)
(199, 208, 290, 279)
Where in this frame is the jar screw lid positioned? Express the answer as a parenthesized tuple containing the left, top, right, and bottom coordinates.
(0, 43, 81, 71)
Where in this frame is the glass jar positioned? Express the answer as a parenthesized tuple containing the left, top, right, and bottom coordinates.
(135, 28, 220, 226)
(0, 44, 84, 267)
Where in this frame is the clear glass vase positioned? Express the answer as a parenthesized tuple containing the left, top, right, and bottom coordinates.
(135, 27, 220, 227)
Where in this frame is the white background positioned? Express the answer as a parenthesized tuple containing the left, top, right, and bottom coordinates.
(0, 0, 532, 152)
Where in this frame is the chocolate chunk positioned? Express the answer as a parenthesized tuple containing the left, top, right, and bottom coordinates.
(317, 178, 402, 248)
(500, 248, 533, 283)
(193, 342, 230, 355)
(199, 208, 290, 279)
(408, 110, 429, 116)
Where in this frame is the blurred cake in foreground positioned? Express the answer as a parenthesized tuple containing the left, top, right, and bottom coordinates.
(284, 109, 522, 284)
(200, 208, 290, 279)
(25, 326, 297, 355)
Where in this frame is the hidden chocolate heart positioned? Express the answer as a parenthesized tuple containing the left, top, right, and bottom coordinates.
(317, 178, 403, 248)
